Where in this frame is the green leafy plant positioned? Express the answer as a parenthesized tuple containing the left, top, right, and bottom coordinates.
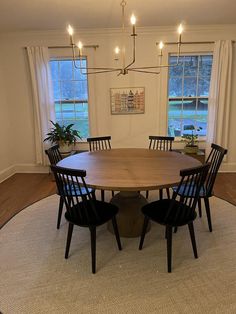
(44, 121, 82, 145)
(181, 125, 202, 147)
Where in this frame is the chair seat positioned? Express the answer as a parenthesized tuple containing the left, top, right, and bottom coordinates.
(142, 199, 197, 227)
(65, 200, 118, 227)
(172, 184, 208, 198)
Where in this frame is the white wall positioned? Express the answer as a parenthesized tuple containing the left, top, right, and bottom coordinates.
(0, 58, 12, 181)
(0, 25, 236, 181)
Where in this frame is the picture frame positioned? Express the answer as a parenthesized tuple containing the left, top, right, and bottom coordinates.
(110, 87, 145, 114)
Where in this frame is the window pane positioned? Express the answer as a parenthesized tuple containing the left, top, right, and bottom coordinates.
(169, 56, 184, 77)
(74, 60, 87, 80)
(182, 99, 196, 133)
(198, 77, 210, 96)
(184, 56, 198, 76)
(59, 60, 73, 80)
(74, 81, 88, 100)
(168, 100, 182, 136)
(199, 55, 213, 77)
(183, 77, 197, 97)
(61, 81, 74, 100)
(169, 77, 182, 97)
(50, 61, 59, 80)
(196, 98, 208, 136)
(52, 80, 60, 101)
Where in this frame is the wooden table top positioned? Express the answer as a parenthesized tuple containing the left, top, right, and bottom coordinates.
(57, 148, 201, 191)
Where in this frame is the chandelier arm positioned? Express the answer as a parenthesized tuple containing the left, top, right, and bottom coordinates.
(124, 33, 136, 70)
(129, 63, 182, 70)
(86, 67, 120, 70)
(129, 69, 160, 74)
(86, 69, 121, 75)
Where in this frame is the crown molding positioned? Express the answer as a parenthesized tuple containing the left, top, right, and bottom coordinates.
(1, 24, 236, 38)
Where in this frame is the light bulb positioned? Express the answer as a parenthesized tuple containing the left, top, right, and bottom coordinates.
(130, 14, 136, 25)
(67, 24, 74, 36)
(115, 46, 120, 54)
(77, 41, 83, 50)
(159, 41, 164, 50)
(178, 24, 183, 35)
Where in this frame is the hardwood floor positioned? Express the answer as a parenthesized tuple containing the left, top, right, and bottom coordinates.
(0, 173, 56, 228)
(0, 172, 235, 229)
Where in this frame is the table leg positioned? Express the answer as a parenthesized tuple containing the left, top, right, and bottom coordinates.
(108, 191, 151, 238)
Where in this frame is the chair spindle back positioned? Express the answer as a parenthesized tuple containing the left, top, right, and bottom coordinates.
(149, 136, 174, 151)
(87, 136, 111, 152)
(165, 163, 210, 225)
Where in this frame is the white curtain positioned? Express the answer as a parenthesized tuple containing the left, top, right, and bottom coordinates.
(27, 46, 55, 165)
(206, 40, 233, 157)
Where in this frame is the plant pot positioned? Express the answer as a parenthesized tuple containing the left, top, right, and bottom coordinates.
(184, 145, 199, 154)
(58, 141, 74, 154)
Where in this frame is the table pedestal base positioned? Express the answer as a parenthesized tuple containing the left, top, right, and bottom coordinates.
(108, 191, 151, 238)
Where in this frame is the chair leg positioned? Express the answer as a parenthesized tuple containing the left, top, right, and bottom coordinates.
(188, 222, 198, 258)
(166, 188, 170, 199)
(101, 190, 105, 202)
(92, 190, 96, 201)
(198, 198, 202, 218)
(57, 196, 64, 229)
(204, 197, 212, 232)
(146, 191, 149, 199)
(166, 225, 173, 273)
(174, 226, 178, 233)
(159, 189, 163, 200)
(65, 223, 74, 259)
(90, 227, 96, 274)
(139, 216, 149, 250)
(112, 217, 122, 250)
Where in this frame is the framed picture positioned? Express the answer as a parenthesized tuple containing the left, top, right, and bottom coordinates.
(110, 87, 145, 114)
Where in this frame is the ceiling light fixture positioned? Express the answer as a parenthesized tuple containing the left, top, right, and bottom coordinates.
(67, 0, 184, 75)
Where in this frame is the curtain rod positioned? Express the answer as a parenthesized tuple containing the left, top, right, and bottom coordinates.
(156, 40, 235, 45)
(24, 45, 99, 50)
(48, 45, 99, 49)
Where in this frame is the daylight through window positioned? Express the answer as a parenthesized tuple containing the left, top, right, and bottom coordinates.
(50, 58, 89, 139)
(168, 54, 213, 137)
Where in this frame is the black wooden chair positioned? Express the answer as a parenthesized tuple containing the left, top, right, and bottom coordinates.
(173, 143, 227, 232)
(87, 136, 114, 201)
(146, 135, 175, 199)
(45, 145, 95, 229)
(139, 163, 210, 273)
(87, 136, 112, 152)
(51, 165, 122, 274)
(149, 135, 174, 151)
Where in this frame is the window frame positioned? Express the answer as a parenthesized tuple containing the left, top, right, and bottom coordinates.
(50, 55, 91, 141)
(167, 52, 213, 141)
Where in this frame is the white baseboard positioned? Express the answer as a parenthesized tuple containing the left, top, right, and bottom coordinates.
(14, 163, 49, 173)
(0, 165, 15, 183)
(0, 164, 49, 183)
(220, 162, 236, 172)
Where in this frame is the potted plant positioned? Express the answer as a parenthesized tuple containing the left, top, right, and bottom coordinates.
(181, 125, 202, 154)
(44, 121, 82, 153)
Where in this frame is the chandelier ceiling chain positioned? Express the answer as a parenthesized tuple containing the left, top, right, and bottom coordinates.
(67, 1, 184, 75)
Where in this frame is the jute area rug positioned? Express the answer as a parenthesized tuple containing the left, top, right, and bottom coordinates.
(1, 193, 236, 314)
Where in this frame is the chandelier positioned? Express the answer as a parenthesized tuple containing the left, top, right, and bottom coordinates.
(67, 0, 184, 75)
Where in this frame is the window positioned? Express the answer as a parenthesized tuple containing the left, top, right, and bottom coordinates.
(167, 54, 213, 137)
(50, 58, 89, 139)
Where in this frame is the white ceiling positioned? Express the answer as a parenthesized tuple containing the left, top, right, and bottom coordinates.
(0, 0, 236, 32)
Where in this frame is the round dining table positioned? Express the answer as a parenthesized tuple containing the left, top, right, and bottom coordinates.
(57, 148, 201, 237)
